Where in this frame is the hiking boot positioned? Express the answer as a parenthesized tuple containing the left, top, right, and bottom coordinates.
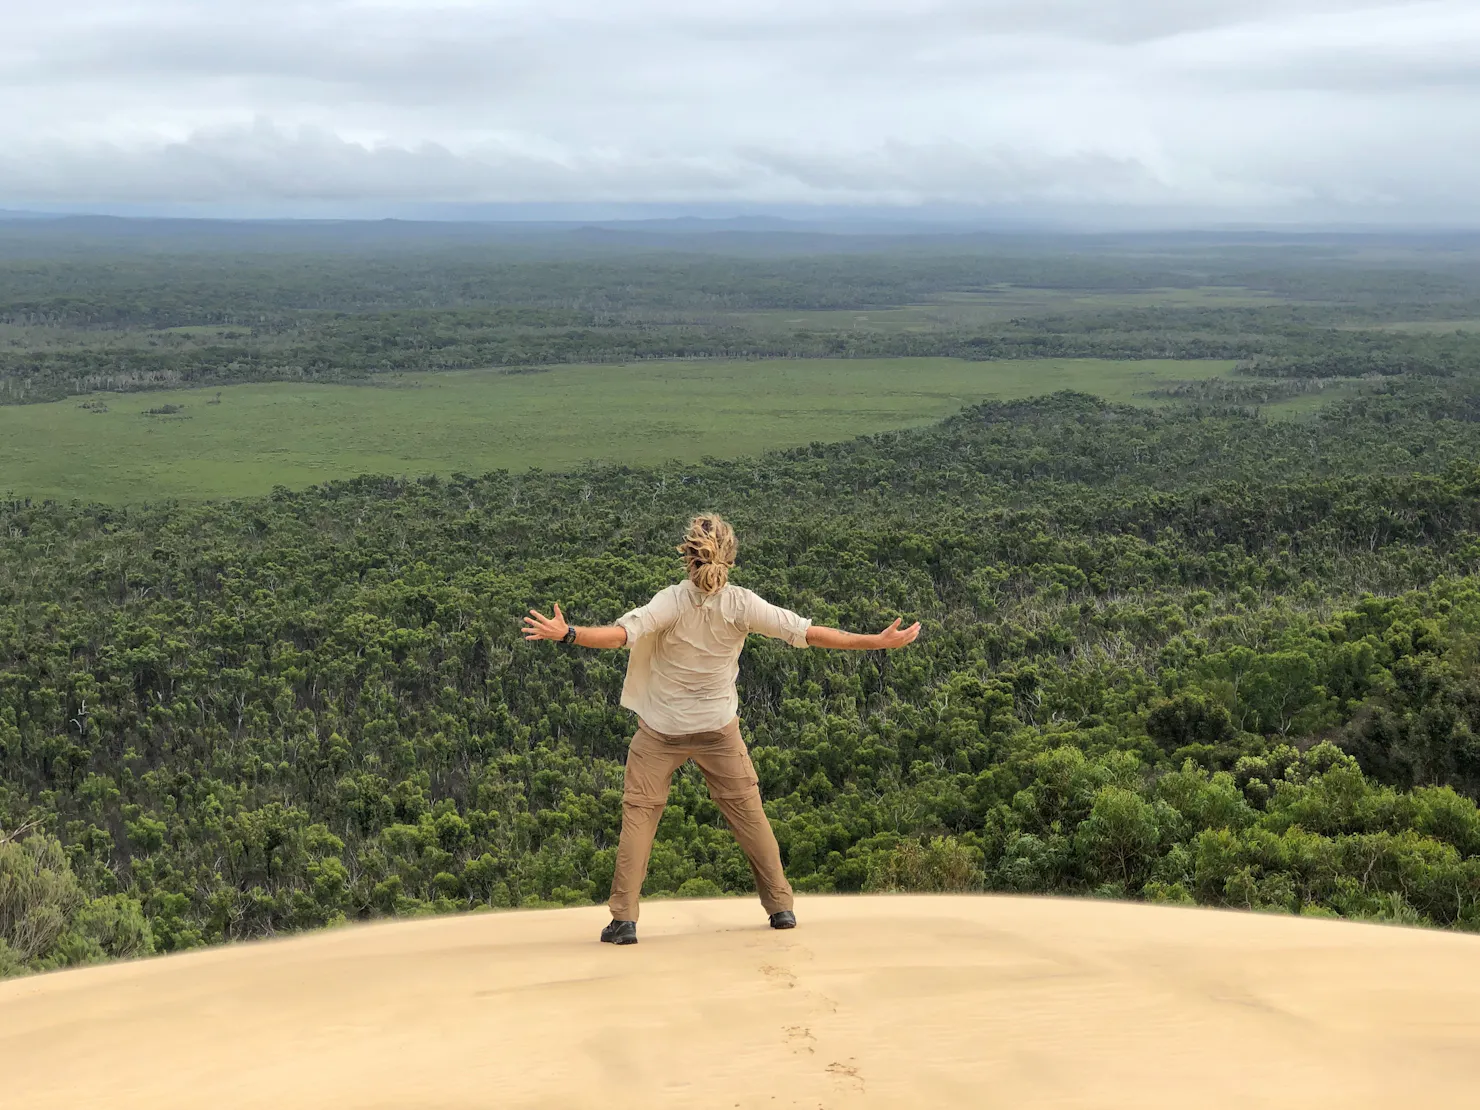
(600, 919, 638, 945)
(769, 910, 797, 930)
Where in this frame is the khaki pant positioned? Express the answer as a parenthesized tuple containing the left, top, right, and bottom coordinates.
(609, 718, 794, 921)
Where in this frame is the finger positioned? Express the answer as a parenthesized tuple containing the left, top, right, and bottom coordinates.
(529, 609, 548, 621)
(553, 602, 564, 621)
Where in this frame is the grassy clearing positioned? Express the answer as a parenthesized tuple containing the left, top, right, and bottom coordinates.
(1362, 320, 1480, 334)
(1260, 381, 1366, 417)
(712, 287, 1289, 333)
(0, 357, 1236, 503)
(160, 325, 253, 337)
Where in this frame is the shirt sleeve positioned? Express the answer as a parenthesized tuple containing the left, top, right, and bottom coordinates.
(615, 586, 682, 647)
(739, 589, 812, 649)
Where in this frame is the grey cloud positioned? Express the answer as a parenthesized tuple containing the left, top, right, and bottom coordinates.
(0, 0, 1477, 219)
(1145, 3, 1480, 91)
(0, 121, 1372, 209)
(0, 124, 780, 204)
(734, 142, 1178, 206)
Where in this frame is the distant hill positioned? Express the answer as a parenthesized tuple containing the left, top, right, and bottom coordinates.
(2, 210, 1477, 259)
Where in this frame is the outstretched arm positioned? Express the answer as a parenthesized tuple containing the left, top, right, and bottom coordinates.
(522, 604, 628, 649)
(806, 618, 921, 651)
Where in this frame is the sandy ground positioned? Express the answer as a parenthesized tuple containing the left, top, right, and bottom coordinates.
(4, 895, 1480, 1110)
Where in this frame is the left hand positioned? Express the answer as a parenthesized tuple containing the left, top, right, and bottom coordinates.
(873, 617, 922, 650)
(523, 603, 571, 642)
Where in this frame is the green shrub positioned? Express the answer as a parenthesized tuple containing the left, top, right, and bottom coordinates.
(865, 837, 984, 893)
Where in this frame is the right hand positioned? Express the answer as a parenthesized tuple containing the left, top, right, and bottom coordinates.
(522, 603, 571, 642)
(873, 618, 922, 649)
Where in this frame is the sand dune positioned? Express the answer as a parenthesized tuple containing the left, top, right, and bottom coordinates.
(4, 895, 1480, 1109)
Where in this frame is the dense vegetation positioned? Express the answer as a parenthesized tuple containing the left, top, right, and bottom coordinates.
(5, 361, 1480, 974)
(3, 224, 1480, 975)
(3, 222, 1480, 404)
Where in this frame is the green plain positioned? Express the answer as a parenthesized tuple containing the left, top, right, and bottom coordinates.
(0, 357, 1236, 503)
(1366, 320, 1480, 334)
(712, 287, 1289, 334)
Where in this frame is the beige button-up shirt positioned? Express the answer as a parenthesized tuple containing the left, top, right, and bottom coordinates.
(614, 581, 812, 736)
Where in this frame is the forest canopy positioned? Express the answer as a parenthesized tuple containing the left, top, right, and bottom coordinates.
(4, 226, 1480, 404)
(4, 378, 1480, 974)
(2, 227, 1480, 976)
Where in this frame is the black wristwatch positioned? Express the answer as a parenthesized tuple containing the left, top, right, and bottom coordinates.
(562, 624, 578, 645)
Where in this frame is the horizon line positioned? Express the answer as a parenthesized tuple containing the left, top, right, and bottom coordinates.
(5, 206, 1480, 237)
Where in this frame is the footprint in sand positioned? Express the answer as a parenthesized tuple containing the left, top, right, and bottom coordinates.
(784, 1025, 817, 1055)
(826, 1060, 865, 1094)
(760, 964, 798, 989)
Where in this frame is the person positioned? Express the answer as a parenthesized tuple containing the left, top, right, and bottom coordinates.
(522, 513, 921, 945)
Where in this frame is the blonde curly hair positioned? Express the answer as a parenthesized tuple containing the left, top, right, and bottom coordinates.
(678, 513, 737, 595)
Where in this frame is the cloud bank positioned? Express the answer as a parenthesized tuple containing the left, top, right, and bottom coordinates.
(2, 0, 1477, 221)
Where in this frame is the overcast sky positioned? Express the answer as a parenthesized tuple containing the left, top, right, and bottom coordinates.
(2, 0, 1477, 222)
